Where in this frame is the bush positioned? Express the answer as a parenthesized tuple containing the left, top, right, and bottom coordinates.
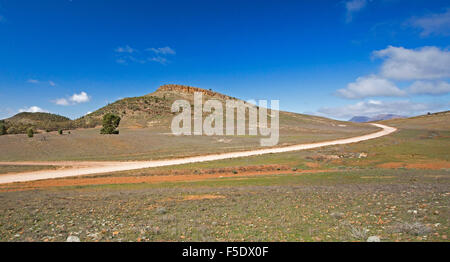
(58, 129, 63, 135)
(100, 113, 121, 134)
(0, 123, 6, 135)
(27, 128, 34, 138)
(7, 126, 18, 134)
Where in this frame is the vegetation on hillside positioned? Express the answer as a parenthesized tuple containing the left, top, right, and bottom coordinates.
(100, 113, 121, 134)
(0, 121, 6, 135)
(1, 112, 72, 135)
(73, 95, 171, 129)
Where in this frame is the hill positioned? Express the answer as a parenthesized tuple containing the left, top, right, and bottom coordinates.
(349, 114, 405, 123)
(1, 112, 72, 134)
(381, 110, 450, 130)
(348, 116, 370, 123)
(0, 84, 379, 161)
(73, 84, 238, 128)
(73, 84, 367, 132)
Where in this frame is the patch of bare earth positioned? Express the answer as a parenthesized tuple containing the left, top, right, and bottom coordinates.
(0, 165, 333, 192)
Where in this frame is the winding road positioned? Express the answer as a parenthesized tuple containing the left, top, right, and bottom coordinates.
(0, 123, 396, 184)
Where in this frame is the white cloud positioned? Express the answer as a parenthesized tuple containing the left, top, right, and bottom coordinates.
(54, 91, 90, 106)
(318, 100, 445, 119)
(19, 106, 48, 113)
(345, 0, 367, 23)
(336, 75, 406, 99)
(49, 80, 56, 87)
(115, 45, 136, 53)
(70, 91, 90, 103)
(373, 46, 450, 80)
(147, 47, 176, 55)
(55, 98, 70, 106)
(408, 81, 450, 95)
(27, 79, 39, 84)
(410, 9, 450, 37)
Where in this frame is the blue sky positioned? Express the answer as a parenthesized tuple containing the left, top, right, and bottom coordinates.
(0, 0, 449, 120)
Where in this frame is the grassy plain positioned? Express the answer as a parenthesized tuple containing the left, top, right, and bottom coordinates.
(0, 112, 448, 242)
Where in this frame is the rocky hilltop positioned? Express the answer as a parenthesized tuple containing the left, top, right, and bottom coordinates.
(154, 84, 235, 100)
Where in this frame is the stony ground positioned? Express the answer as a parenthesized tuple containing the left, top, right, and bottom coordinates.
(0, 168, 448, 242)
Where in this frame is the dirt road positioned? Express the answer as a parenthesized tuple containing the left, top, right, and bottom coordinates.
(0, 123, 396, 184)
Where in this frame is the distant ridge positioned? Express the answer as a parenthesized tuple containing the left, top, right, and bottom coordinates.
(349, 114, 405, 123)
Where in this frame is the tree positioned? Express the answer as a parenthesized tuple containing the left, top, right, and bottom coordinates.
(0, 122, 6, 135)
(100, 113, 121, 134)
(27, 128, 34, 138)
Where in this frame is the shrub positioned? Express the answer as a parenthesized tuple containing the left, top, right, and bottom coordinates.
(7, 126, 18, 134)
(58, 129, 63, 135)
(100, 113, 121, 134)
(27, 128, 34, 138)
(0, 123, 6, 135)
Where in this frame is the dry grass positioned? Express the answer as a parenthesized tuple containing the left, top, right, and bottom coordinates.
(0, 118, 376, 162)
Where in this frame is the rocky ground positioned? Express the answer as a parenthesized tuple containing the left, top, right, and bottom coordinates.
(0, 168, 448, 242)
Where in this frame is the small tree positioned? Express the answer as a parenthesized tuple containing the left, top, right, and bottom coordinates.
(100, 113, 121, 134)
(0, 122, 6, 135)
(27, 128, 34, 138)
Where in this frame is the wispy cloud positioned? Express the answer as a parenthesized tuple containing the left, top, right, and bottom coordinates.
(115, 45, 136, 54)
(54, 91, 90, 106)
(146, 46, 176, 55)
(115, 45, 175, 65)
(27, 79, 39, 84)
(27, 79, 57, 86)
(150, 56, 168, 65)
(19, 106, 49, 113)
(344, 0, 367, 23)
(409, 9, 450, 37)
